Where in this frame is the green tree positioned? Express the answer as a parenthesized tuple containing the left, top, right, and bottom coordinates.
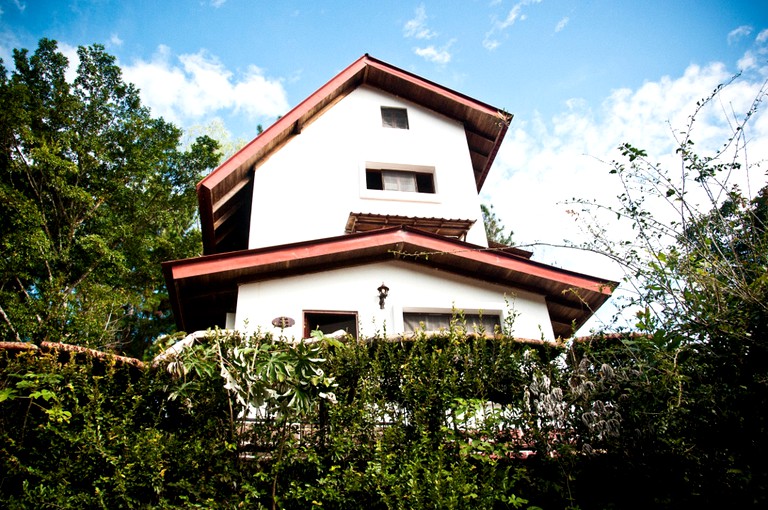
(183, 118, 249, 163)
(481, 203, 514, 246)
(0, 39, 219, 357)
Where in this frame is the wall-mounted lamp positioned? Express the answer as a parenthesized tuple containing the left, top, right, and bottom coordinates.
(377, 282, 389, 309)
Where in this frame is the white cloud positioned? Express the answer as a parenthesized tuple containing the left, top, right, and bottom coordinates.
(405, 5, 454, 64)
(498, 0, 542, 30)
(209, 0, 226, 7)
(482, 63, 768, 333)
(0, 1, 27, 62)
(58, 41, 80, 83)
(482, 36, 500, 51)
(0, 0, 23, 16)
(404, 4, 437, 40)
(738, 51, 756, 71)
(0, 37, 77, 79)
(483, 59, 768, 331)
(736, 28, 768, 71)
(121, 45, 289, 127)
(555, 17, 569, 33)
(414, 44, 452, 64)
(484, 0, 542, 50)
(0, 30, 17, 64)
(727, 25, 752, 45)
(109, 33, 123, 47)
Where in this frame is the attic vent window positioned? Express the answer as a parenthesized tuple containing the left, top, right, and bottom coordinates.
(381, 107, 409, 129)
(366, 169, 435, 194)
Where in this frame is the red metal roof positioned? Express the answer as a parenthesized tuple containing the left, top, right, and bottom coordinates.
(197, 54, 511, 255)
(163, 227, 616, 338)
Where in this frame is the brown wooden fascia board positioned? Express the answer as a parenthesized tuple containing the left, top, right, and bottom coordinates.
(476, 113, 511, 191)
(162, 262, 187, 331)
(198, 185, 216, 254)
(552, 323, 576, 339)
(551, 316, 585, 339)
(465, 132, 503, 172)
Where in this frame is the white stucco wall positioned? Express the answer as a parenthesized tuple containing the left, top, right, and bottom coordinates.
(247, 86, 488, 249)
(235, 261, 555, 341)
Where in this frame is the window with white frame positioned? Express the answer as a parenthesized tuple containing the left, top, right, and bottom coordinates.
(403, 312, 501, 334)
(366, 169, 435, 194)
(304, 311, 358, 339)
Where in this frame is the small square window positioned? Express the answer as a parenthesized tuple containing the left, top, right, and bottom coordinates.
(381, 107, 409, 129)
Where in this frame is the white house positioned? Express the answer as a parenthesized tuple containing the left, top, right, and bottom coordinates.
(162, 55, 615, 341)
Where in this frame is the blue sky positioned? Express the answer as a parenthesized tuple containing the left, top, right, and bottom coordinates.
(2, 0, 768, 331)
(2, 1, 764, 137)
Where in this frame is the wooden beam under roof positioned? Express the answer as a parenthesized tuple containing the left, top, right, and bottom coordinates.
(345, 213, 476, 240)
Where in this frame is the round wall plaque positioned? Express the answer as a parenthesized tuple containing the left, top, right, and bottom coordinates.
(271, 316, 295, 328)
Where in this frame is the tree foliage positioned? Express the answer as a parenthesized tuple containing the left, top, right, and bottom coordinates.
(481, 203, 514, 246)
(0, 39, 219, 356)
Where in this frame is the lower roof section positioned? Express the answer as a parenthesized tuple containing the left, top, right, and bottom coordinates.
(162, 226, 616, 338)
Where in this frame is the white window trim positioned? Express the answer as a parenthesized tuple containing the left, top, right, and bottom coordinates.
(395, 305, 505, 334)
(359, 161, 441, 203)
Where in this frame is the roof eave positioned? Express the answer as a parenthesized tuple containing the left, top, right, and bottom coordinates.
(165, 227, 616, 336)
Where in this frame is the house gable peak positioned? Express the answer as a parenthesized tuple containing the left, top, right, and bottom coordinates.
(197, 54, 511, 255)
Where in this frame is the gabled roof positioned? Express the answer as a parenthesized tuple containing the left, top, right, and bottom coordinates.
(163, 227, 616, 339)
(197, 54, 511, 255)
